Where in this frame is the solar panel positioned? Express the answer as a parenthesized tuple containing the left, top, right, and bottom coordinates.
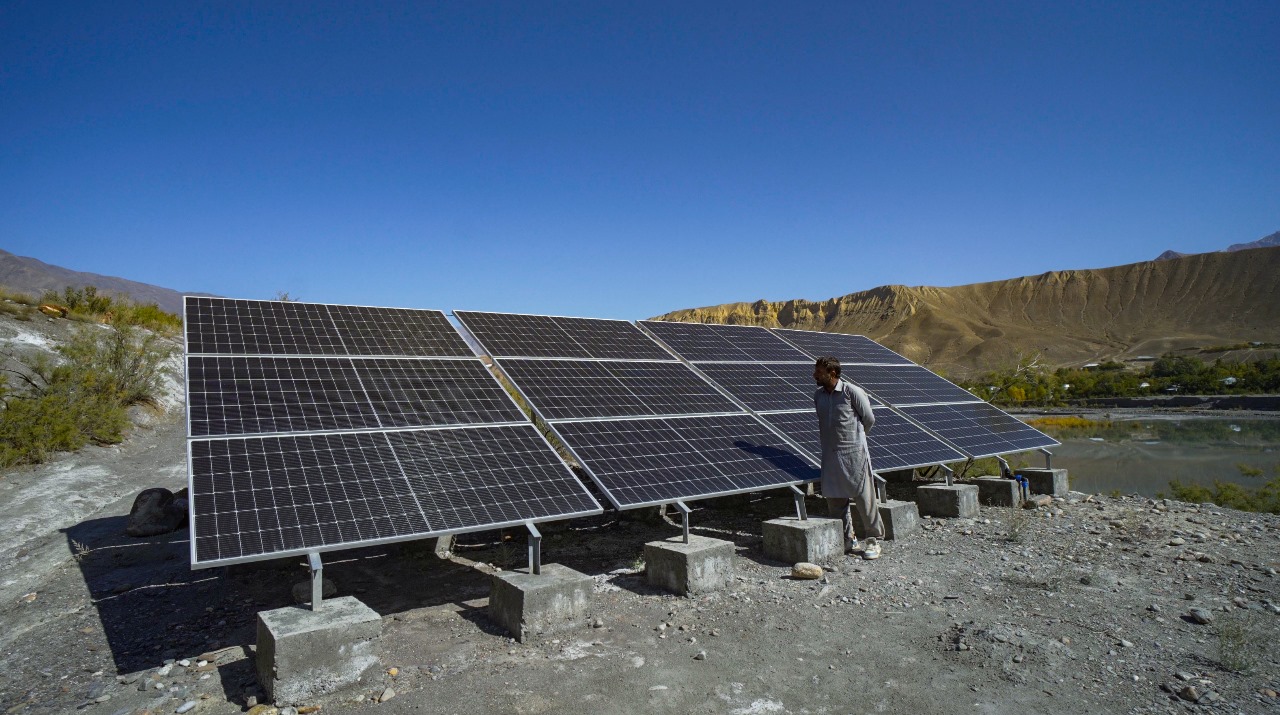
(496, 358, 741, 420)
(639, 320, 812, 362)
(455, 311, 672, 360)
(759, 408, 966, 472)
(184, 297, 603, 568)
(899, 402, 1058, 458)
(551, 414, 818, 508)
(190, 425, 600, 565)
(771, 329, 912, 365)
(185, 297, 472, 356)
(839, 364, 981, 407)
(694, 362, 827, 412)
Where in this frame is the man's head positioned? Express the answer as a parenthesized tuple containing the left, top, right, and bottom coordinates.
(814, 356, 841, 390)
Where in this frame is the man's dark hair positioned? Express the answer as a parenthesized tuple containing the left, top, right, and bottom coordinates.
(815, 356, 841, 376)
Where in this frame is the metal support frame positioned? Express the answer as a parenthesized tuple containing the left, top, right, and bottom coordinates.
(525, 521, 542, 575)
(874, 474, 887, 503)
(996, 456, 1012, 478)
(307, 552, 324, 611)
(788, 485, 808, 521)
(674, 500, 692, 544)
(940, 465, 955, 487)
(1039, 448, 1053, 469)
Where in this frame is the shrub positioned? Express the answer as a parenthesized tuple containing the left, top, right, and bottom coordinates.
(0, 324, 175, 468)
(1167, 478, 1280, 514)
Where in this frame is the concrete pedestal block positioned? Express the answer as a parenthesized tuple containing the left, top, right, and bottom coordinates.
(974, 477, 1021, 507)
(256, 596, 381, 705)
(488, 563, 593, 643)
(878, 499, 920, 540)
(915, 484, 980, 518)
(1019, 468, 1069, 497)
(762, 517, 843, 563)
(645, 535, 735, 596)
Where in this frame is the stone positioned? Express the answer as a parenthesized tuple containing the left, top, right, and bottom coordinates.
(1187, 608, 1213, 624)
(915, 484, 979, 519)
(246, 705, 278, 715)
(791, 563, 823, 579)
(879, 499, 920, 540)
(1168, 537, 1186, 546)
(378, 687, 395, 702)
(1178, 685, 1201, 702)
(1118, 639, 1133, 648)
(256, 596, 381, 705)
(291, 578, 337, 605)
(693, 651, 707, 660)
(176, 702, 197, 714)
(126, 488, 188, 537)
(488, 564, 593, 642)
(974, 477, 1020, 507)
(644, 535, 735, 597)
(1018, 468, 1069, 497)
(762, 517, 842, 563)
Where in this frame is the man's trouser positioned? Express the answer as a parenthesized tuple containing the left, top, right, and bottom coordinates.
(826, 475, 884, 546)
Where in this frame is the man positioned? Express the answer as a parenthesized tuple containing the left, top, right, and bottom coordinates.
(813, 356, 884, 559)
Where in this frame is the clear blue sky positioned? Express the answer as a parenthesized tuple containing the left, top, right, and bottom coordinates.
(2, 1, 1277, 319)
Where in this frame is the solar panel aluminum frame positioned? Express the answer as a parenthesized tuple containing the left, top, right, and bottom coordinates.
(185, 423, 604, 569)
(182, 298, 605, 569)
(541, 413, 818, 511)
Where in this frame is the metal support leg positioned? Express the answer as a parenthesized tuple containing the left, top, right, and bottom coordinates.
(525, 521, 542, 575)
(674, 501, 692, 544)
(1039, 448, 1052, 469)
(941, 465, 954, 487)
(788, 485, 808, 521)
(307, 552, 324, 611)
(997, 456, 1012, 478)
(874, 474, 887, 503)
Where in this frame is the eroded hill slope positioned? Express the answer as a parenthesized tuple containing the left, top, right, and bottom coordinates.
(654, 246, 1280, 375)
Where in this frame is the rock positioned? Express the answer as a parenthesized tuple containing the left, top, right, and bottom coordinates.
(791, 563, 823, 580)
(291, 578, 337, 605)
(592, 618, 604, 628)
(378, 687, 396, 702)
(245, 706, 278, 715)
(176, 702, 197, 714)
(693, 650, 707, 660)
(126, 488, 188, 537)
(1187, 608, 1213, 624)
(1168, 537, 1186, 546)
(1178, 685, 1200, 702)
(1118, 639, 1133, 648)
(1175, 672, 1194, 681)
(1232, 597, 1248, 608)
(387, 667, 399, 677)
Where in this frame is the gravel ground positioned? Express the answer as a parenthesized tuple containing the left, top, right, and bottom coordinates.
(1, 313, 1278, 714)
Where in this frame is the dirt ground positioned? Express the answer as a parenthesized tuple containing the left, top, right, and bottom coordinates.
(1, 313, 1278, 715)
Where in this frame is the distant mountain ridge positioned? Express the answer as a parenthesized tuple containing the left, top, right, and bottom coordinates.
(0, 248, 205, 315)
(1156, 230, 1279, 260)
(654, 245, 1280, 376)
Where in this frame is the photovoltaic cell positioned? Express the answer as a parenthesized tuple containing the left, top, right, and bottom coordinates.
(900, 402, 1058, 458)
(190, 425, 600, 565)
(495, 359, 740, 420)
(639, 320, 812, 362)
(840, 364, 981, 406)
(455, 311, 672, 360)
(185, 297, 473, 356)
(552, 414, 818, 508)
(759, 409, 965, 472)
(694, 362, 830, 412)
(354, 358, 526, 427)
(771, 329, 912, 365)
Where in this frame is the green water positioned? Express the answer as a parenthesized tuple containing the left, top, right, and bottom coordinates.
(1038, 417, 1280, 497)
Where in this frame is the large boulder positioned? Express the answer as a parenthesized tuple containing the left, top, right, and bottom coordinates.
(126, 487, 188, 537)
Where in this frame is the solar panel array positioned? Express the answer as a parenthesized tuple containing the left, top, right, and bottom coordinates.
(184, 298, 602, 568)
(456, 312, 819, 509)
(641, 321, 967, 472)
(766, 326, 1056, 460)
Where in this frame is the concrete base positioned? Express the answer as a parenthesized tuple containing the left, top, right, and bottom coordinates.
(1019, 468, 1069, 497)
(879, 499, 920, 540)
(256, 596, 381, 705)
(488, 563, 592, 643)
(915, 484, 980, 518)
(974, 477, 1021, 507)
(645, 535, 735, 596)
(762, 517, 843, 563)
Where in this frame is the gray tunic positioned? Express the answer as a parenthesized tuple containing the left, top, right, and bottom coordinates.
(814, 379, 876, 499)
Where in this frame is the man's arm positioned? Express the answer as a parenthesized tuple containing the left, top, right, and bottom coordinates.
(848, 384, 875, 432)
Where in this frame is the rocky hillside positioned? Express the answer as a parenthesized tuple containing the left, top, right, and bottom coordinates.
(0, 248, 204, 314)
(654, 246, 1280, 376)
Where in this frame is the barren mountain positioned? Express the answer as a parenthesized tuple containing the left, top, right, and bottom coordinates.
(0, 248, 203, 314)
(654, 246, 1280, 376)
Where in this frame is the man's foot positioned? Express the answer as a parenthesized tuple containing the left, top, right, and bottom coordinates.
(861, 537, 881, 560)
(845, 538, 859, 554)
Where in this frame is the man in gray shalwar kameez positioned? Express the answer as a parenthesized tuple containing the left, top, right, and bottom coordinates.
(814, 356, 885, 559)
